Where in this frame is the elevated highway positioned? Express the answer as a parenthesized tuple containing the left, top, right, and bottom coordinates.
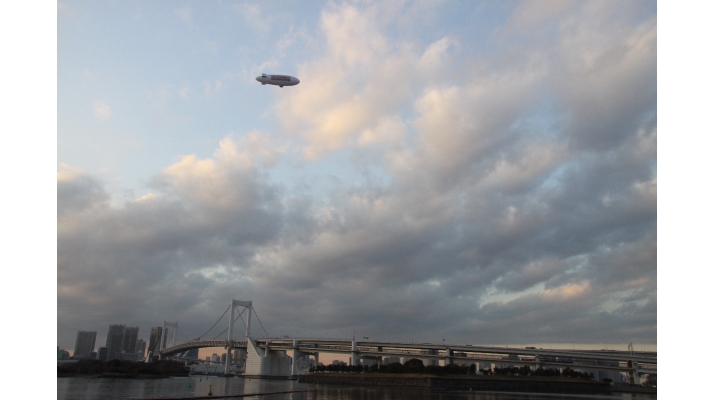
(159, 337, 656, 376)
(153, 299, 655, 381)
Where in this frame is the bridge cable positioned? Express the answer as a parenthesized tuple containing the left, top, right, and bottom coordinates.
(210, 308, 245, 340)
(195, 304, 231, 340)
(251, 307, 270, 338)
(176, 325, 192, 342)
(235, 308, 250, 337)
(211, 324, 230, 340)
(210, 308, 247, 340)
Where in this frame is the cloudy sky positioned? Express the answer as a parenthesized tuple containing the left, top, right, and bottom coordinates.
(57, 0, 657, 355)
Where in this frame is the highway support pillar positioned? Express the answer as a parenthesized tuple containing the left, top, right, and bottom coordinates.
(351, 339, 359, 366)
(291, 339, 305, 376)
(628, 360, 641, 385)
(444, 348, 452, 366)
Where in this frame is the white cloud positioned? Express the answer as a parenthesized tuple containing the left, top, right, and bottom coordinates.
(321, 3, 389, 67)
(420, 36, 456, 70)
(213, 132, 285, 169)
(92, 101, 111, 120)
(136, 193, 157, 202)
(274, 3, 458, 160)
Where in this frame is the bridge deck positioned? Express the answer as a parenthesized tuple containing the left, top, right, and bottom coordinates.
(159, 338, 655, 374)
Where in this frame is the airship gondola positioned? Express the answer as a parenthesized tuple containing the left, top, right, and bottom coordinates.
(256, 73, 300, 88)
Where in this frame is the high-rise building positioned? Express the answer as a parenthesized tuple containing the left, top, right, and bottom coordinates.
(135, 339, 147, 357)
(73, 331, 97, 359)
(148, 327, 163, 356)
(123, 326, 139, 354)
(106, 324, 126, 360)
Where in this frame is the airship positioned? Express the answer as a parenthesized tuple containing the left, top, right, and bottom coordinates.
(256, 73, 300, 88)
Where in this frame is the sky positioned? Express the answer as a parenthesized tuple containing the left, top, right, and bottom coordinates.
(56, 0, 659, 356)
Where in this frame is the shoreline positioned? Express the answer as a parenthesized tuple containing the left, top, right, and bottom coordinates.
(57, 373, 184, 379)
(298, 373, 656, 395)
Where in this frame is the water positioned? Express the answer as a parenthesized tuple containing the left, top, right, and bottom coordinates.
(57, 377, 656, 400)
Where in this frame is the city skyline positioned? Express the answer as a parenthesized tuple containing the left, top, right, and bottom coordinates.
(58, 1, 657, 355)
(61, 320, 656, 362)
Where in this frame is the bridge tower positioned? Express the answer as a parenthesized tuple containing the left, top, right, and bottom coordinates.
(627, 343, 641, 385)
(159, 321, 178, 360)
(224, 300, 253, 375)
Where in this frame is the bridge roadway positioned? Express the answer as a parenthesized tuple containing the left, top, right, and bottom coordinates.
(160, 338, 656, 375)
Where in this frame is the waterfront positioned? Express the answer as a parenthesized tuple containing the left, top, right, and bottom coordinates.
(57, 377, 656, 400)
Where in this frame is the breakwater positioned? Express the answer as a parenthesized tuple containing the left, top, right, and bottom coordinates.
(299, 373, 613, 394)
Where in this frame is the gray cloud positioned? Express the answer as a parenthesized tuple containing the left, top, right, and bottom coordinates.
(58, 1, 656, 351)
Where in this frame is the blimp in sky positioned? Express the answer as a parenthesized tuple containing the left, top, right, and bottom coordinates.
(256, 73, 300, 87)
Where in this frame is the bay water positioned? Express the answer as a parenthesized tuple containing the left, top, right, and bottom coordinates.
(57, 376, 656, 400)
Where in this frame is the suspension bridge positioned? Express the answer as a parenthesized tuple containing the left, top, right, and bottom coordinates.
(147, 299, 657, 383)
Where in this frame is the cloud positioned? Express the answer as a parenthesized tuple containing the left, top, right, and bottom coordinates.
(58, 146, 286, 345)
(204, 79, 223, 97)
(204, 72, 236, 97)
(507, 0, 574, 32)
(58, 1, 656, 350)
(275, 3, 459, 160)
(234, 3, 272, 33)
(178, 87, 190, 100)
(92, 101, 111, 120)
(58, 164, 109, 216)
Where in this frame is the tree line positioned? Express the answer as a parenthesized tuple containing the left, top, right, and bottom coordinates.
(58, 359, 189, 376)
(481, 365, 594, 379)
(310, 358, 595, 379)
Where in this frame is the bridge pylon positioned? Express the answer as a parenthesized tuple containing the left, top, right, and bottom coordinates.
(225, 300, 253, 375)
(158, 321, 178, 361)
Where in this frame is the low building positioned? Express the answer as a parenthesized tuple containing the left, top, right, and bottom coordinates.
(98, 347, 108, 361)
(57, 348, 70, 360)
(361, 359, 377, 367)
(382, 356, 400, 364)
(120, 351, 144, 361)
